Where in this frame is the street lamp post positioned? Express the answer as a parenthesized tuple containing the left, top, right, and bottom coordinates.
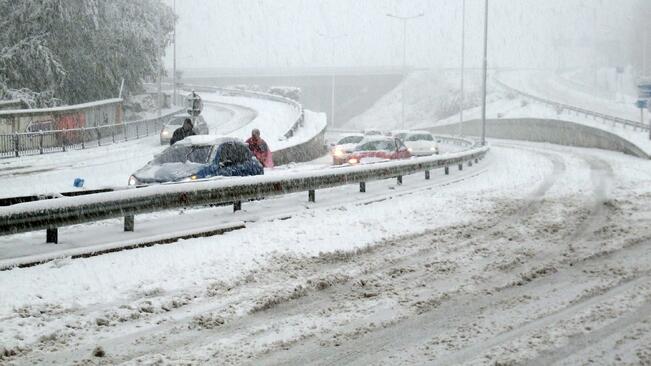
(480, 0, 489, 146)
(644, 28, 648, 78)
(387, 12, 424, 129)
(318, 32, 347, 129)
(172, 0, 177, 106)
(459, 0, 466, 136)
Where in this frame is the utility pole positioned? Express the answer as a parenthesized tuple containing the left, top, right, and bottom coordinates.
(173, 0, 177, 106)
(480, 0, 489, 146)
(318, 32, 347, 129)
(387, 12, 424, 129)
(158, 69, 162, 117)
(644, 28, 648, 78)
(459, 0, 466, 136)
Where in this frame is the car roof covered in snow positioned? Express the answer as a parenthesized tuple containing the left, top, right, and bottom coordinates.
(406, 130, 433, 136)
(175, 135, 242, 146)
(340, 132, 364, 137)
(357, 136, 394, 144)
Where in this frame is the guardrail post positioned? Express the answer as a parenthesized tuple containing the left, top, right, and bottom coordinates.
(458, 163, 463, 171)
(81, 128, 86, 149)
(13, 133, 19, 157)
(445, 166, 450, 175)
(425, 170, 430, 180)
(124, 215, 134, 232)
(46, 227, 58, 244)
(96, 128, 101, 146)
(397, 175, 403, 185)
(308, 189, 316, 202)
(468, 160, 473, 167)
(136, 123, 140, 139)
(234, 201, 242, 212)
(360, 182, 366, 192)
(475, 158, 479, 164)
(112, 126, 116, 143)
(39, 132, 44, 154)
(145, 121, 149, 136)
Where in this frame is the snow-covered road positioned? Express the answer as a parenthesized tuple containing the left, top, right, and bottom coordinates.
(2, 141, 650, 364)
(498, 70, 640, 123)
(0, 102, 256, 198)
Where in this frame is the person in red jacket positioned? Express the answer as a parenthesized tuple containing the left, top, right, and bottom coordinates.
(246, 128, 274, 168)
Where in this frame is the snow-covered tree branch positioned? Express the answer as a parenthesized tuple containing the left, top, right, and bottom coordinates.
(0, 0, 174, 107)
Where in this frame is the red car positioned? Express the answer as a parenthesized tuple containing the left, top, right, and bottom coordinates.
(346, 137, 411, 165)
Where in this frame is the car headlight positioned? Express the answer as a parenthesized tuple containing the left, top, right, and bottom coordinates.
(408, 148, 413, 152)
(333, 148, 345, 157)
(128, 175, 139, 186)
(161, 129, 171, 137)
(348, 158, 358, 164)
(430, 147, 437, 151)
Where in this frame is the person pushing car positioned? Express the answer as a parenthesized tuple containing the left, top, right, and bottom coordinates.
(170, 118, 196, 145)
(246, 128, 273, 167)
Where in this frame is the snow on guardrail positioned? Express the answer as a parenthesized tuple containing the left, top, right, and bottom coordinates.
(0, 139, 487, 242)
(495, 78, 648, 132)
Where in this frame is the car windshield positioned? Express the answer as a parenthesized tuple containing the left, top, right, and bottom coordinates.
(338, 135, 363, 145)
(365, 130, 382, 136)
(407, 134, 433, 142)
(357, 140, 395, 151)
(168, 117, 185, 126)
(153, 145, 212, 164)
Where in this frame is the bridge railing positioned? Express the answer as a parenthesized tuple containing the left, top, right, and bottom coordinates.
(0, 109, 182, 158)
(495, 78, 649, 132)
(180, 85, 305, 140)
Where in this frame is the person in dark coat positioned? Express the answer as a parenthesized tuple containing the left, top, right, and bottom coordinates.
(245, 128, 273, 167)
(170, 118, 196, 145)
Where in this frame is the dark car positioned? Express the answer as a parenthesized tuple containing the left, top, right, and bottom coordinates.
(160, 114, 209, 145)
(129, 136, 264, 185)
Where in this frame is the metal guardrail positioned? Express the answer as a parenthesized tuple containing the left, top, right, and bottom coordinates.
(181, 85, 305, 140)
(0, 109, 183, 158)
(495, 79, 649, 132)
(0, 136, 488, 244)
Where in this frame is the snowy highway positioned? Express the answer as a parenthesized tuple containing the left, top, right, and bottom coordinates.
(2, 140, 650, 364)
(4, 1, 650, 364)
(0, 100, 255, 198)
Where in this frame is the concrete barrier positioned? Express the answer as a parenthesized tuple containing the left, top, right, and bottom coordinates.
(273, 127, 327, 166)
(426, 118, 649, 159)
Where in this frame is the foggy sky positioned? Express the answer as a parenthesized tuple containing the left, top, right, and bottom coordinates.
(164, 0, 637, 72)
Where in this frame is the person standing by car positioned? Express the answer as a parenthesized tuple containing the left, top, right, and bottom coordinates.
(170, 118, 196, 145)
(246, 128, 273, 168)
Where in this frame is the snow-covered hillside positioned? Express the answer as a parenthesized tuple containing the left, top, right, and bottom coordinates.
(344, 70, 484, 130)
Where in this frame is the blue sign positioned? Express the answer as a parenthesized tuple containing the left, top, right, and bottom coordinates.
(636, 99, 649, 109)
(638, 84, 651, 98)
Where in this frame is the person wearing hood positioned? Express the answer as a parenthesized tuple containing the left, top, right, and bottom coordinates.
(170, 118, 196, 145)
